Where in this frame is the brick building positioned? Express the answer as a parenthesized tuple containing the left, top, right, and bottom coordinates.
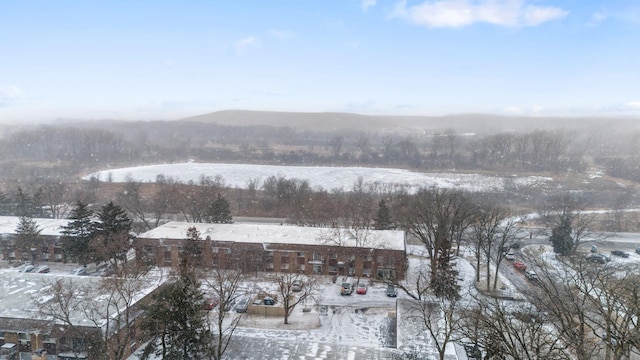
(0, 217, 70, 264)
(135, 222, 407, 280)
(0, 270, 167, 360)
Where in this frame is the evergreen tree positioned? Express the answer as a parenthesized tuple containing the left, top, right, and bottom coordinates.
(61, 201, 96, 266)
(204, 194, 233, 224)
(550, 218, 574, 256)
(140, 259, 210, 359)
(183, 226, 203, 267)
(430, 239, 461, 300)
(373, 199, 393, 230)
(92, 201, 133, 267)
(14, 187, 34, 217)
(0, 191, 13, 216)
(15, 216, 41, 264)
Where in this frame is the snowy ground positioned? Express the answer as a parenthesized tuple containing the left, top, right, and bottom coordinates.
(84, 162, 551, 193)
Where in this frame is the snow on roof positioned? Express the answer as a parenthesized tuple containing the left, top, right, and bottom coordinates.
(0, 216, 70, 237)
(138, 222, 406, 251)
(0, 268, 167, 329)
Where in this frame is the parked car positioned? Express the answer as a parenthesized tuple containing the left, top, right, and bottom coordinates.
(525, 270, 539, 282)
(340, 280, 355, 295)
(36, 265, 50, 273)
(235, 297, 249, 313)
(611, 250, 630, 258)
(202, 297, 219, 311)
(356, 282, 368, 295)
(586, 253, 609, 264)
(505, 251, 516, 260)
(386, 284, 397, 297)
(263, 296, 275, 305)
(18, 264, 35, 273)
(291, 281, 302, 292)
(513, 261, 527, 271)
(71, 267, 87, 276)
(636, 248, 640, 255)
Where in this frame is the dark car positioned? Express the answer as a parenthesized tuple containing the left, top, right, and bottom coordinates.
(263, 296, 275, 305)
(611, 250, 630, 258)
(386, 284, 397, 297)
(586, 253, 609, 264)
(235, 297, 249, 313)
(636, 248, 640, 255)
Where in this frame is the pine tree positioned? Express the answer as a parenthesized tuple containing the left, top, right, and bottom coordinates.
(550, 218, 573, 256)
(140, 259, 210, 359)
(183, 226, 203, 267)
(92, 201, 133, 267)
(373, 199, 393, 230)
(61, 201, 96, 266)
(204, 194, 233, 224)
(15, 216, 41, 264)
(14, 187, 34, 217)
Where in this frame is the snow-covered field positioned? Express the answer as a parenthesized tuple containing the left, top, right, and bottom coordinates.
(84, 162, 551, 192)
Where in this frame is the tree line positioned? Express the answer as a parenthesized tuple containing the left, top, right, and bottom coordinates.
(4, 121, 640, 183)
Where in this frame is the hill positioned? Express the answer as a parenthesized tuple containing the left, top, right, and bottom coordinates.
(180, 110, 640, 135)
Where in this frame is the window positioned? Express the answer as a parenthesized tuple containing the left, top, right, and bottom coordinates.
(281, 263, 290, 270)
(296, 251, 305, 257)
(312, 252, 322, 261)
(163, 246, 172, 263)
(19, 333, 28, 340)
(313, 264, 322, 274)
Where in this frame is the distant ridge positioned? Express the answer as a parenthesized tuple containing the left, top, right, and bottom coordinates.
(180, 110, 640, 135)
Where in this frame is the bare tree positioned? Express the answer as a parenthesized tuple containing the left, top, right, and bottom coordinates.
(202, 268, 244, 360)
(460, 296, 572, 360)
(526, 257, 603, 359)
(37, 263, 155, 360)
(404, 295, 462, 360)
(539, 193, 600, 256)
(471, 202, 523, 291)
(39, 180, 71, 219)
(272, 273, 317, 325)
(398, 188, 474, 298)
(118, 178, 153, 230)
(329, 136, 344, 158)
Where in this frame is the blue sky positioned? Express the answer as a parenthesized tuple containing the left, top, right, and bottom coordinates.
(1, 0, 639, 122)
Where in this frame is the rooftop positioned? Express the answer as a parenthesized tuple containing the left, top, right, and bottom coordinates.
(138, 222, 406, 251)
(0, 268, 167, 330)
(0, 216, 70, 237)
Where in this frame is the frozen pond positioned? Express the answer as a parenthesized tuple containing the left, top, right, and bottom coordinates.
(85, 162, 551, 192)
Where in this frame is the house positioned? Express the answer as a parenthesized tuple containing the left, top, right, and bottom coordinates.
(134, 222, 407, 280)
(0, 217, 71, 264)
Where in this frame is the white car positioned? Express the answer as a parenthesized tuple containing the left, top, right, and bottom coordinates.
(505, 251, 516, 260)
(72, 267, 87, 276)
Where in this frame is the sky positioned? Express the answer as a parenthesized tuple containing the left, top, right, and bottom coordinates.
(1, 0, 639, 123)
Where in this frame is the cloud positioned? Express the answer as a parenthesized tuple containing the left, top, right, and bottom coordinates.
(269, 29, 293, 40)
(391, 0, 568, 28)
(361, 0, 377, 12)
(626, 101, 640, 110)
(587, 10, 607, 26)
(0, 85, 24, 107)
(235, 36, 259, 53)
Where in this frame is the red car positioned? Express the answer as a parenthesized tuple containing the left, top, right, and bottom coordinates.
(513, 261, 527, 271)
(202, 297, 219, 311)
(356, 282, 367, 295)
